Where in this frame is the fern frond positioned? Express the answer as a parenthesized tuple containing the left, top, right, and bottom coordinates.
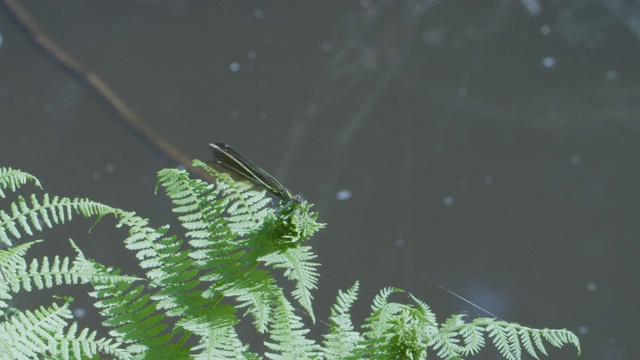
(156, 169, 280, 333)
(431, 314, 465, 359)
(0, 162, 582, 360)
(54, 321, 130, 360)
(362, 287, 404, 337)
(359, 288, 445, 359)
(157, 167, 222, 234)
(115, 212, 206, 321)
(215, 268, 279, 333)
(158, 166, 278, 327)
(26, 255, 82, 291)
(0, 299, 71, 359)
(271, 200, 325, 247)
(260, 245, 319, 323)
(487, 321, 519, 360)
(190, 215, 280, 334)
(88, 262, 171, 356)
(178, 305, 252, 359)
(321, 281, 363, 359)
(0, 167, 41, 198)
(195, 159, 272, 235)
(0, 296, 130, 359)
(264, 294, 319, 359)
(458, 319, 485, 356)
(191, 325, 248, 360)
(434, 317, 580, 360)
(408, 294, 438, 327)
(2, 239, 139, 295)
(0, 194, 118, 246)
(0, 240, 41, 311)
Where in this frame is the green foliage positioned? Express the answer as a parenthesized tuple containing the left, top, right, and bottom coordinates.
(0, 164, 580, 359)
(321, 281, 364, 359)
(0, 167, 42, 198)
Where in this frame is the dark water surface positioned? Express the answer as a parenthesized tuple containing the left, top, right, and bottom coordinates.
(1, 2, 638, 359)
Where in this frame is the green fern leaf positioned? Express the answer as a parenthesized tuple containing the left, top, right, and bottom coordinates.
(459, 320, 484, 356)
(0, 299, 71, 359)
(259, 245, 319, 323)
(481, 319, 580, 360)
(0, 162, 583, 360)
(54, 321, 130, 360)
(518, 327, 540, 360)
(158, 166, 282, 333)
(0, 240, 42, 303)
(488, 322, 516, 360)
(0, 194, 118, 247)
(89, 266, 172, 355)
(116, 207, 211, 319)
(3, 239, 138, 295)
(432, 314, 465, 359)
(321, 281, 363, 359)
(507, 324, 521, 360)
(408, 294, 438, 327)
(541, 328, 580, 354)
(0, 167, 41, 198)
(194, 159, 272, 235)
(264, 294, 319, 359)
(361, 287, 404, 338)
(179, 305, 252, 359)
(215, 268, 279, 333)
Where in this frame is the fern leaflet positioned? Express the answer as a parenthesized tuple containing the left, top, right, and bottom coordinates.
(0, 167, 41, 198)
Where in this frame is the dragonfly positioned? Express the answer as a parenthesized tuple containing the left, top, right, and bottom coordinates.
(207, 143, 301, 203)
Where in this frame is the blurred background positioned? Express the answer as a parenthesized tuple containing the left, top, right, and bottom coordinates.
(1, 1, 638, 358)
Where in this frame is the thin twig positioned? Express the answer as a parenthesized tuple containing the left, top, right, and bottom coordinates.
(0, 0, 210, 180)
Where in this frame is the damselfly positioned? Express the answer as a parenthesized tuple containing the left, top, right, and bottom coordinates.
(208, 143, 301, 203)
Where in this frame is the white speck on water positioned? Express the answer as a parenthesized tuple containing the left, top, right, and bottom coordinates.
(73, 307, 86, 318)
(540, 25, 551, 35)
(229, 62, 241, 72)
(230, 110, 239, 119)
(258, 111, 268, 120)
(443, 196, 454, 206)
(91, 172, 101, 181)
(542, 57, 556, 68)
(587, 282, 596, 291)
(106, 164, 115, 173)
(520, 0, 541, 16)
(484, 176, 494, 185)
(577, 326, 589, 335)
(336, 189, 352, 201)
(254, 9, 264, 19)
(247, 50, 257, 60)
(457, 87, 467, 96)
(570, 154, 581, 165)
(395, 238, 405, 247)
(605, 70, 618, 80)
